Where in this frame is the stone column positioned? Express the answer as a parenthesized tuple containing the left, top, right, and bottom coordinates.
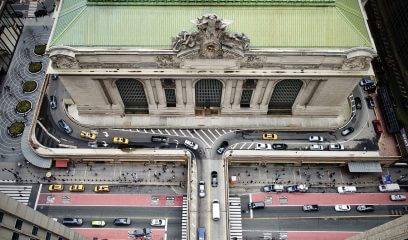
(175, 79, 184, 107)
(143, 79, 158, 113)
(232, 79, 244, 110)
(260, 79, 276, 111)
(154, 79, 166, 108)
(222, 79, 233, 109)
(185, 79, 195, 114)
(250, 79, 264, 108)
(296, 80, 320, 106)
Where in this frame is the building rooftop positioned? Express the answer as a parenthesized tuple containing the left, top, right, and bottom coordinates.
(50, 0, 372, 49)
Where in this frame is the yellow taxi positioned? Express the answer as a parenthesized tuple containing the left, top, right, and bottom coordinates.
(91, 220, 106, 227)
(80, 131, 97, 140)
(113, 137, 129, 145)
(262, 133, 278, 140)
(94, 185, 110, 193)
(48, 184, 64, 192)
(69, 184, 85, 192)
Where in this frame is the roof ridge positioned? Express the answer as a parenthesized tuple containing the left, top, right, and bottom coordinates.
(335, 7, 370, 47)
(336, 0, 363, 18)
(50, 6, 87, 46)
(60, 0, 87, 16)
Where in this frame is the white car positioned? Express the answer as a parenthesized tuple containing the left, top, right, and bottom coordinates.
(184, 140, 198, 150)
(309, 144, 324, 151)
(337, 186, 357, 193)
(309, 136, 324, 142)
(255, 143, 272, 150)
(150, 219, 166, 227)
(390, 194, 406, 201)
(199, 181, 205, 198)
(335, 204, 351, 212)
(329, 144, 344, 150)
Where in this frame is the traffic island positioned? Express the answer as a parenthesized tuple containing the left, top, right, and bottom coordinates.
(33, 44, 46, 56)
(28, 62, 42, 74)
(22, 80, 38, 93)
(7, 121, 25, 138)
(16, 100, 32, 115)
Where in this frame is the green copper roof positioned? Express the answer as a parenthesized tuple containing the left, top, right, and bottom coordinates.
(86, 0, 336, 6)
(50, 0, 372, 49)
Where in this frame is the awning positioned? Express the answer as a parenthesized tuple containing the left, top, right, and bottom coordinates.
(348, 161, 382, 173)
(55, 159, 68, 168)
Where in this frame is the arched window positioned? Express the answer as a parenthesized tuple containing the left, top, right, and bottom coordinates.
(195, 79, 223, 108)
(116, 79, 148, 114)
(268, 79, 303, 114)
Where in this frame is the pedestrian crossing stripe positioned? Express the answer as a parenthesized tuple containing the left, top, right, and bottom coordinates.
(229, 197, 243, 240)
(181, 196, 188, 240)
(0, 185, 32, 205)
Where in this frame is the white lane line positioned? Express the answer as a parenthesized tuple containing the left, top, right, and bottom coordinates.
(172, 129, 179, 136)
(229, 130, 234, 132)
(158, 129, 163, 134)
(34, 184, 42, 210)
(188, 130, 195, 138)
(207, 129, 218, 139)
(151, 129, 155, 134)
(230, 143, 237, 150)
(214, 129, 222, 137)
(144, 129, 147, 133)
(247, 142, 255, 149)
(165, 129, 171, 135)
(249, 194, 253, 219)
(136, 129, 140, 132)
(179, 129, 187, 137)
(200, 129, 214, 144)
(194, 129, 212, 148)
(222, 130, 227, 134)
(239, 143, 247, 150)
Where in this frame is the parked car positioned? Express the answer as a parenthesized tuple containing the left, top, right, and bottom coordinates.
(216, 141, 229, 154)
(302, 205, 319, 212)
(113, 218, 131, 226)
(309, 136, 324, 142)
(337, 186, 357, 193)
(49, 96, 57, 109)
(69, 185, 84, 192)
(364, 85, 377, 93)
(34, 9, 47, 17)
(184, 139, 198, 150)
(355, 97, 362, 110)
(372, 120, 383, 134)
(356, 205, 375, 212)
(151, 136, 168, 143)
(211, 171, 218, 187)
(48, 184, 63, 192)
(335, 204, 351, 212)
(255, 143, 272, 150)
(62, 218, 83, 226)
(248, 201, 265, 209)
(91, 220, 106, 227)
(341, 127, 354, 136)
(262, 184, 284, 192)
(309, 144, 324, 151)
(94, 185, 110, 193)
(365, 96, 375, 109)
(51, 74, 59, 81)
(80, 130, 96, 140)
(198, 227, 205, 240)
(272, 143, 288, 150)
(150, 219, 166, 227)
(129, 228, 151, 238)
(57, 119, 73, 134)
(329, 144, 344, 151)
(287, 184, 308, 192)
(379, 184, 400, 192)
(88, 141, 108, 148)
(359, 77, 375, 86)
(199, 181, 206, 198)
(390, 194, 406, 201)
(113, 137, 129, 145)
(262, 133, 278, 140)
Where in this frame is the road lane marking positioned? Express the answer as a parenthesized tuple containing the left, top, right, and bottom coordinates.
(240, 143, 247, 150)
(144, 129, 147, 133)
(200, 129, 214, 144)
(151, 129, 155, 134)
(188, 130, 195, 138)
(243, 214, 402, 220)
(158, 129, 163, 134)
(222, 130, 227, 134)
(247, 142, 254, 149)
(194, 130, 212, 148)
(34, 184, 42, 210)
(214, 129, 222, 137)
(249, 193, 253, 219)
(179, 129, 186, 137)
(207, 129, 218, 139)
(165, 129, 171, 135)
(172, 129, 179, 136)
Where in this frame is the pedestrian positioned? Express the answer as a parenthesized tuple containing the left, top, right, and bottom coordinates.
(11, 147, 15, 151)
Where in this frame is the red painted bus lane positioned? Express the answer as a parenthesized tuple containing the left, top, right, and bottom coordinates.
(37, 193, 183, 207)
(73, 228, 165, 240)
(287, 231, 359, 240)
(251, 192, 406, 206)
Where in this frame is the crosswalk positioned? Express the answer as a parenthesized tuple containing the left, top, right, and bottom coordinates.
(229, 197, 243, 240)
(181, 196, 188, 240)
(0, 185, 32, 205)
(229, 142, 257, 150)
(27, 1, 38, 18)
(111, 128, 235, 148)
(390, 209, 404, 216)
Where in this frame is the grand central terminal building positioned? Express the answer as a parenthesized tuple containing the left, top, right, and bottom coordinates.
(46, 0, 376, 129)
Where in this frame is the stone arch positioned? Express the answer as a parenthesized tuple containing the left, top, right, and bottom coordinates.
(194, 79, 223, 108)
(268, 79, 303, 114)
(116, 78, 148, 114)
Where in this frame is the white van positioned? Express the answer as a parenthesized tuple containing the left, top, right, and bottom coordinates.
(379, 184, 400, 192)
(212, 199, 220, 221)
(337, 186, 357, 193)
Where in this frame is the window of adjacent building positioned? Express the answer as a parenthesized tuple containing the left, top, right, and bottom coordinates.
(46, 232, 51, 240)
(15, 219, 23, 230)
(0, 211, 3, 222)
(12, 232, 19, 240)
(32, 226, 38, 235)
(164, 88, 176, 107)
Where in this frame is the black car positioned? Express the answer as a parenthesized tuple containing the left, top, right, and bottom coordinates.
(356, 205, 374, 212)
(341, 127, 354, 136)
(211, 171, 218, 187)
(151, 136, 168, 143)
(302, 205, 319, 212)
(248, 201, 265, 209)
(113, 218, 131, 226)
(34, 9, 47, 17)
(216, 141, 229, 155)
(354, 97, 362, 110)
(129, 228, 151, 237)
(49, 95, 57, 109)
(62, 218, 83, 226)
(57, 119, 73, 134)
(364, 85, 376, 93)
(51, 74, 59, 81)
(272, 143, 288, 150)
(365, 96, 375, 109)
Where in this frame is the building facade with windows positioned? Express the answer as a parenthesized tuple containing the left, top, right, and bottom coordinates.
(0, 193, 87, 240)
(47, 0, 376, 129)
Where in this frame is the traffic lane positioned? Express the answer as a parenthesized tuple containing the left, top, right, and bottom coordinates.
(242, 216, 395, 232)
(248, 205, 405, 218)
(242, 230, 359, 240)
(73, 228, 165, 240)
(37, 206, 182, 220)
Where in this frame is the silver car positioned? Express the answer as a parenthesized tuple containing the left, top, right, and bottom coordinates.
(199, 181, 205, 198)
(184, 139, 198, 150)
(310, 144, 324, 151)
(309, 136, 324, 142)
